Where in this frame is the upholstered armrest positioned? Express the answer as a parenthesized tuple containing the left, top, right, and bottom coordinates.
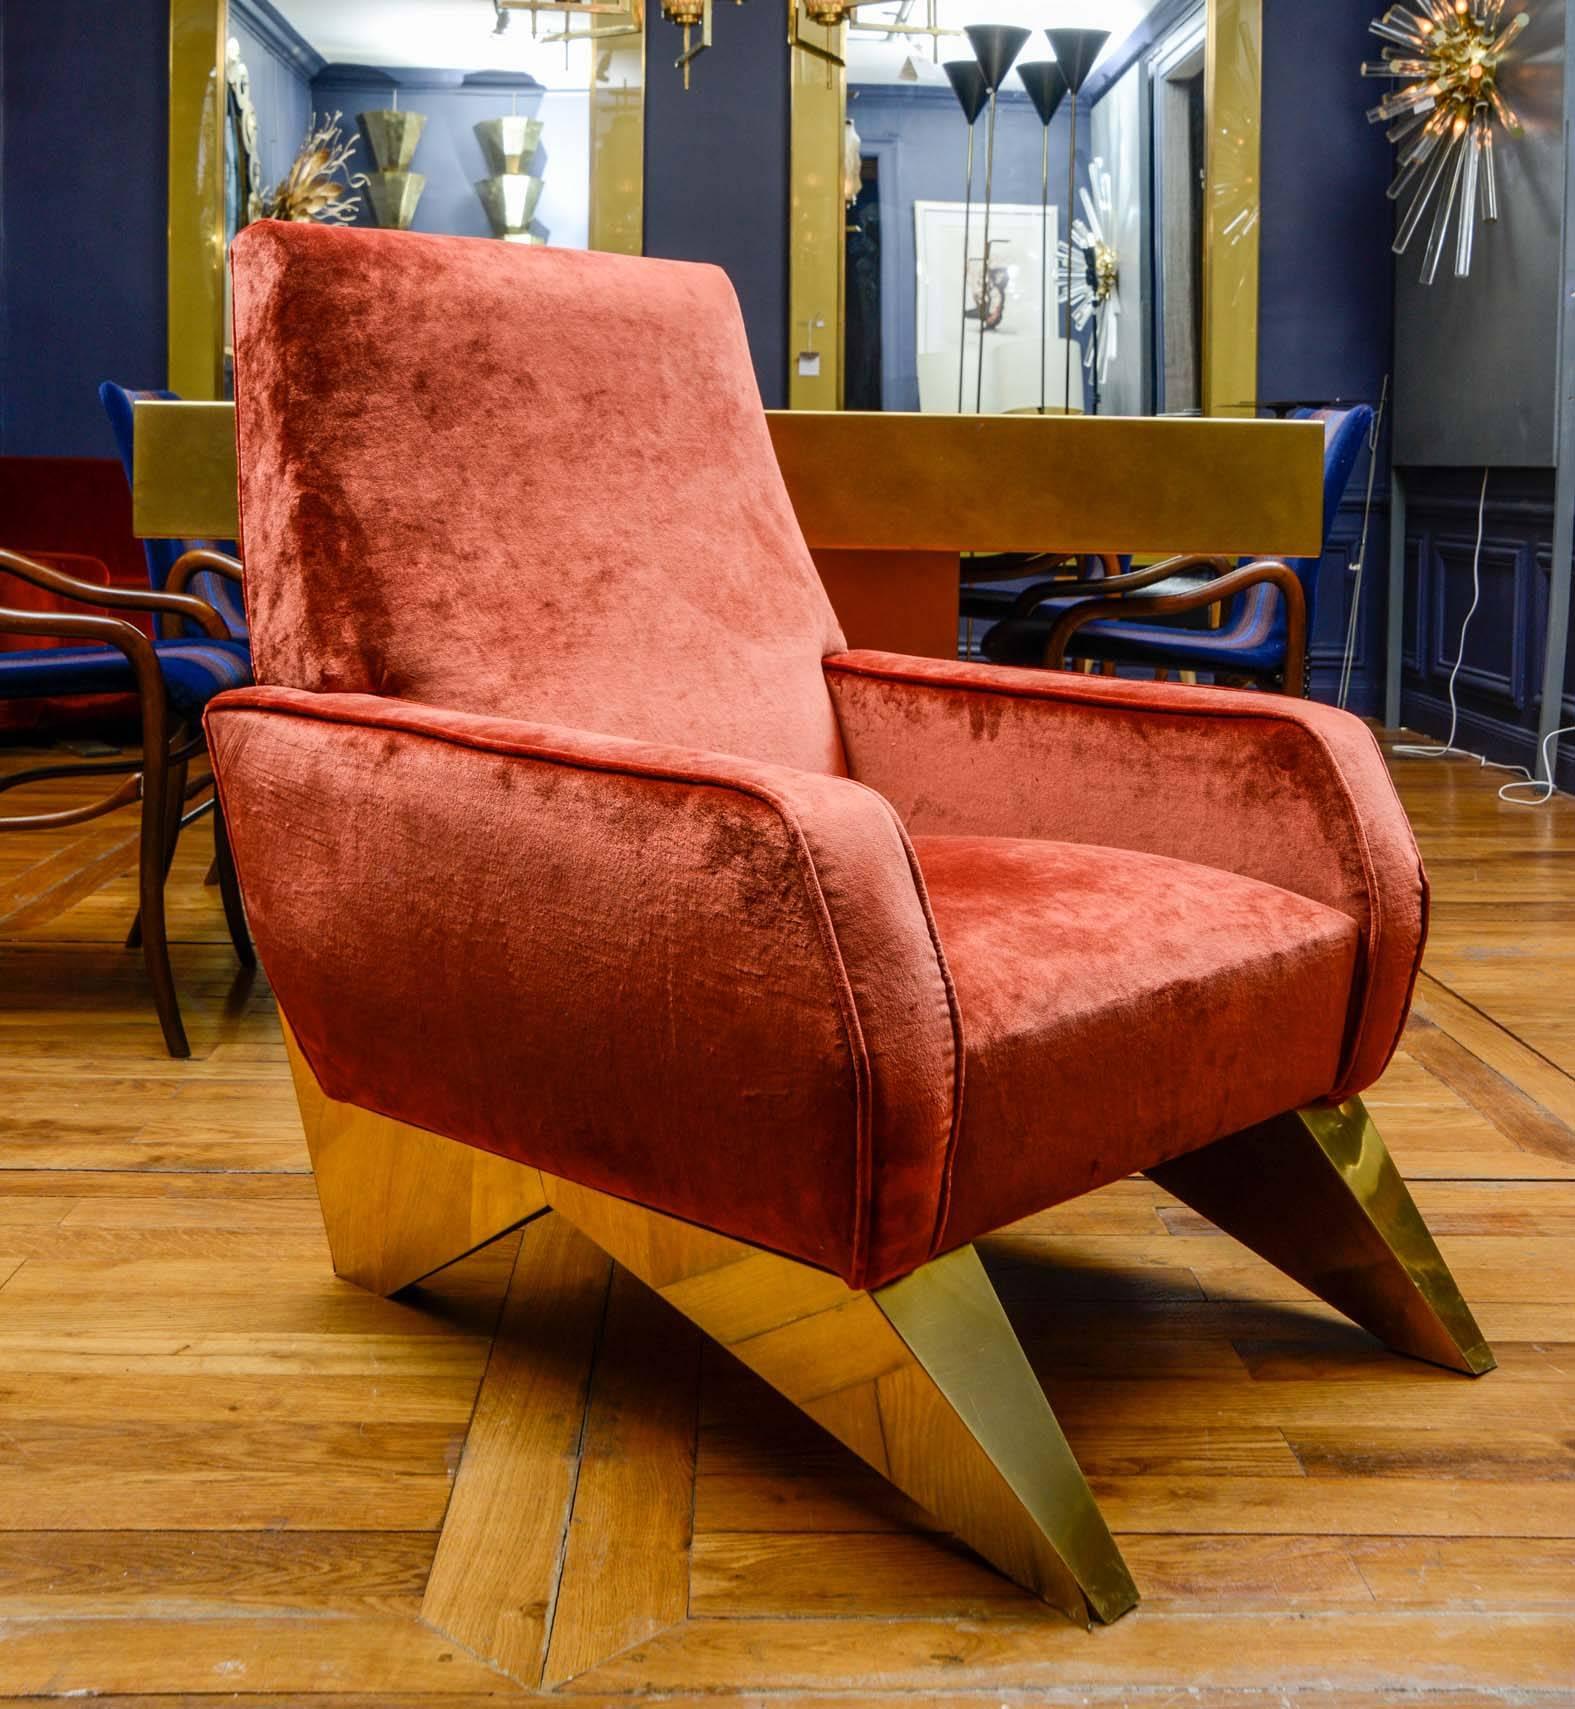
(824, 651, 1425, 1102)
(204, 686, 962, 1290)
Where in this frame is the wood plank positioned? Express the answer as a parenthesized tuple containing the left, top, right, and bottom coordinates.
(565, 1612, 1575, 1694)
(541, 1267, 701, 1686)
(420, 1213, 612, 1688)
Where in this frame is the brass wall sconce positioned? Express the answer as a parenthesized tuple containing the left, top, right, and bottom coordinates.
(663, 0, 713, 86)
(1364, 0, 1529, 283)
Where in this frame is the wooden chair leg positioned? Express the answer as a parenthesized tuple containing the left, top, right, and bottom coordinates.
(126, 751, 189, 951)
(279, 1020, 1138, 1626)
(212, 794, 256, 969)
(136, 733, 189, 1058)
(1148, 1097, 1495, 1376)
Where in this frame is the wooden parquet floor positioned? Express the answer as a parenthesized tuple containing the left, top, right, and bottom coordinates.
(1, 733, 1572, 1704)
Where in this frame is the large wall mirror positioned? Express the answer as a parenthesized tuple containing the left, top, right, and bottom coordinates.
(170, 0, 645, 399)
(791, 0, 1259, 417)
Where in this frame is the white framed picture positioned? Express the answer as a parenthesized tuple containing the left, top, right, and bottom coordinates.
(914, 198, 1081, 415)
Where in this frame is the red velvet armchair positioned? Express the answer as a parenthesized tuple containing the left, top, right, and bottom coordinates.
(207, 222, 1491, 1628)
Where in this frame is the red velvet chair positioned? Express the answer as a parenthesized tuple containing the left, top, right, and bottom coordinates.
(207, 221, 1491, 1628)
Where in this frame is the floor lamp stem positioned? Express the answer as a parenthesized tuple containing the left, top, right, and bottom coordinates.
(976, 89, 999, 416)
(957, 127, 974, 415)
(1039, 124, 1049, 416)
(1064, 87, 1079, 417)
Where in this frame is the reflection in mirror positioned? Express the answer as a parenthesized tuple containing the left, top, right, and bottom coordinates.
(834, 1, 1222, 418)
(205, 0, 643, 383)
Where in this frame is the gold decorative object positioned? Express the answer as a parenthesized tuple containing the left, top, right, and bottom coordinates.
(476, 173, 546, 242)
(262, 112, 369, 225)
(358, 105, 427, 231)
(475, 114, 544, 175)
(1364, 0, 1529, 282)
(474, 112, 545, 243)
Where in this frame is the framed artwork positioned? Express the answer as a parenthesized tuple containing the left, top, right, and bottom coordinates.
(913, 198, 1075, 415)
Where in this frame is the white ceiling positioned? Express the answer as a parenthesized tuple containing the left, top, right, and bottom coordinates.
(269, 0, 1164, 83)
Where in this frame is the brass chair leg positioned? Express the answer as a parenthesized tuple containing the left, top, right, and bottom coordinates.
(1148, 1097, 1495, 1376)
(280, 1020, 1139, 1625)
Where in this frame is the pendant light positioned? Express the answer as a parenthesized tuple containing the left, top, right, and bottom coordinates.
(1045, 27, 1109, 414)
(964, 23, 1031, 413)
(1016, 61, 1069, 416)
(943, 60, 989, 414)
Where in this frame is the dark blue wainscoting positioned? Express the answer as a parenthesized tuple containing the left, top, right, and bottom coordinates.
(1399, 469, 1575, 791)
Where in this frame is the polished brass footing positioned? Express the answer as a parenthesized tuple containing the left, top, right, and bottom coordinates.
(1149, 1096, 1495, 1376)
(280, 1019, 1137, 1625)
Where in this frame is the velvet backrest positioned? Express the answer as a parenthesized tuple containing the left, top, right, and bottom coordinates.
(229, 222, 849, 775)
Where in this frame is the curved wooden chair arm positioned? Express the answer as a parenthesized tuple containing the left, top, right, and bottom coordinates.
(961, 551, 1123, 588)
(0, 548, 229, 642)
(167, 548, 244, 596)
(1043, 560, 1309, 696)
(0, 602, 171, 830)
(1009, 554, 1238, 618)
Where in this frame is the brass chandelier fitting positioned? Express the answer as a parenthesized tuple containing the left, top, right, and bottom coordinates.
(1363, 0, 1529, 282)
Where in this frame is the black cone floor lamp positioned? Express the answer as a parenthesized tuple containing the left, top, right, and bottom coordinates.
(1045, 26, 1109, 415)
(964, 23, 1030, 414)
(1016, 60, 1069, 416)
(943, 60, 989, 415)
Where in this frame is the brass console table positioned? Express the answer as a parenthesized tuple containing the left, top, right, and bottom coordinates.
(134, 403, 1322, 661)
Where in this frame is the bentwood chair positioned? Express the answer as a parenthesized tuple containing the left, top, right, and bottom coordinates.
(1, 506, 253, 1052)
(982, 407, 1375, 694)
(207, 223, 1490, 1627)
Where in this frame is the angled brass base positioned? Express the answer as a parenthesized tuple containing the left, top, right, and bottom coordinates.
(282, 1019, 548, 1295)
(1149, 1097, 1495, 1376)
(279, 1020, 1138, 1626)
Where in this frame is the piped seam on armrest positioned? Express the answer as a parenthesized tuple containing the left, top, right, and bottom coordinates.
(206, 689, 964, 1286)
(823, 658, 1425, 1101)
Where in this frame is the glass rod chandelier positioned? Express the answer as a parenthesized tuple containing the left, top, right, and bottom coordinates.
(1363, 0, 1530, 283)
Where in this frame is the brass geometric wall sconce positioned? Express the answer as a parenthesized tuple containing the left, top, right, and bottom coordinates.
(1364, 0, 1530, 282)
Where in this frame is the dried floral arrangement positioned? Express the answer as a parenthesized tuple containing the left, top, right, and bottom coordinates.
(263, 113, 370, 224)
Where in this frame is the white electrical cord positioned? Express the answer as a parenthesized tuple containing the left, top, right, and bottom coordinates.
(1394, 466, 1490, 761)
(1392, 465, 1571, 804)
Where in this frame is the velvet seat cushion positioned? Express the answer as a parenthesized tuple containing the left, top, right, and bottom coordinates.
(912, 834, 1360, 1250)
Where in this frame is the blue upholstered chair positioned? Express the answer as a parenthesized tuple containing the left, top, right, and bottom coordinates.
(0, 387, 255, 1057)
(981, 407, 1375, 696)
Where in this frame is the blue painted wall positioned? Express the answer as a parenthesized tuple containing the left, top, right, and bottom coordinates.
(1257, 0, 1394, 715)
(0, 0, 168, 459)
(849, 85, 1076, 413)
(642, 2, 790, 405)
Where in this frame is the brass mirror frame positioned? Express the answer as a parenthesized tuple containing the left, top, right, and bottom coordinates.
(787, 0, 1261, 415)
(167, 0, 648, 401)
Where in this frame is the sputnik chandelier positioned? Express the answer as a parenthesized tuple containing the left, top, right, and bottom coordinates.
(1363, 0, 1529, 283)
(1057, 156, 1121, 410)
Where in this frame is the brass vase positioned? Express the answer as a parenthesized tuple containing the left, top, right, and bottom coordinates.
(474, 116, 545, 244)
(358, 108, 427, 230)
